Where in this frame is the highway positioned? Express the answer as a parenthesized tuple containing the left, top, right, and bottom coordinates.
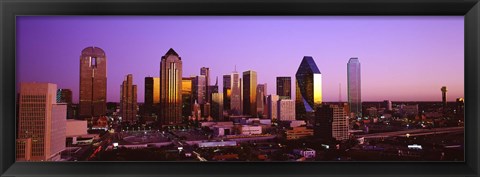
(357, 127, 464, 139)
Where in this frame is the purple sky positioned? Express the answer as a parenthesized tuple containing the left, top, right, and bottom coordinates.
(17, 16, 464, 103)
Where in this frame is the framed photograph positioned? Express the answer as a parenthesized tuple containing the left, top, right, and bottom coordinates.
(1, 0, 479, 176)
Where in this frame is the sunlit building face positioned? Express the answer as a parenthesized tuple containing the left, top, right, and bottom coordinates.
(295, 56, 322, 121)
(243, 70, 257, 117)
(159, 48, 183, 125)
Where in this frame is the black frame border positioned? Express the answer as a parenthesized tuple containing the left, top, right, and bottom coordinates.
(1, 0, 479, 176)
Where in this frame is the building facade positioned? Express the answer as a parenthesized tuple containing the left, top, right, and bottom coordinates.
(276, 77, 292, 100)
(243, 70, 257, 117)
(159, 48, 183, 125)
(230, 71, 242, 115)
(211, 93, 224, 121)
(144, 77, 160, 122)
(79, 46, 107, 118)
(18, 83, 66, 161)
(256, 83, 267, 117)
(295, 56, 322, 122)
(56, 89, 74, 119)
(120, 74, 138, 123)
(182, 77, 194, 120)
(267, 94, 279, 121)
(278, 99, 295, 121)
(347, 57, 361, 117)
(223, 74, 232, 111)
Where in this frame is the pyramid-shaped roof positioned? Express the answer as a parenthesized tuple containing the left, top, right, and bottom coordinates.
(165, 48, 179, 57)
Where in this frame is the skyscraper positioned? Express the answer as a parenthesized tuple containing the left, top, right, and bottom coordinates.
(211, 93, 224, 121)
(230, 70, 242, 115)
(256, 83, 267, 117)
(295, 56, 322, 122)
(193, 75, 207, 104)
(383, 100, 392, 111)
(276, 77, 292, 100)
(182, 77, 194, 120)
(79, 46, 107, 118)
(267, 94, 279, 121)
(144, 77, 160, 122)
(120, 74, 138, 123)
(207, 77, 219, 105)
(347, 57, 361, 117)
(200, 67, 210, 103)
(332, 103, 349, 141)
(314, 105, 333, 141)
(243, 70, 257, 117)
(18, 83, 66, 161)
(223, 74, 232, 111)
(159, 48, 183, 125)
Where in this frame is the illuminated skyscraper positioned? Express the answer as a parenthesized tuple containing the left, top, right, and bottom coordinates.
(314, 104, 348, 141)
(295, 56, 322, 122)
(159, 48, 183, 125)
(243, 70, 257, 117)
(79, 46, 107, 118)
(223, 74, 232, 111)
(347, 57, 361, 117)
(211, 93, 224, 121)
(18, 83, 66, 161)
(230, 70, 242, 115)
(182, 77, 194, 120)
(144, 77, 160, 122)
(276, 77, 291, 100)
(120, 74, 138, 123)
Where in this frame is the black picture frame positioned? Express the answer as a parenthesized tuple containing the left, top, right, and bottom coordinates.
(1, 0, 479, 176)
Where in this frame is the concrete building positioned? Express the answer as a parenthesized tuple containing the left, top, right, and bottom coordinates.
(159, 48, 183, 125)
(79, 46, 107, 118)
(120, 74, 138, 123)
(239, 125, 262, 135)
(256, 83, 267, 117)
(18, 83, 66, 161)
(267, 94, 279, 121)
(278, 99, 295, 121)
(66, 120, 88, 137)
(56, 89, 74, 119)
(286, 126, 314, 140)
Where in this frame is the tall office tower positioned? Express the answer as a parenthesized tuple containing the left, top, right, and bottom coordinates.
(383, 100, 392, 111)
(276, 77, 292, 100)
(267, 94, 279, 121)
(278, 99, 295, 121)
(203, 102, 211, 119)
(295, 56, 322, 123)
(230, 70, 242, 115)
(243, 70, 257, 117)
(200, 67, 210, 103)
(120, 74, 138, 123)
(56, 89, 74, 119)
(347, 57, 361, 117)
(332, 104, 349, 141)
(256, 84, 267, 117)
(159, 48, 183, 125)
(314, 105, 333, 141)
(144, 77, 160, 122)
(18, 83, 66, 161)
(211, 93, 224, 121)
(207, 77, 219, 104)
(223, 74, 232, 111)
(456, 97, 464, 120)
(193, 75, 207, 104)
(182, 77, 194, 120)
(441, 86, 448, 111)
(79, 46, 107, 119)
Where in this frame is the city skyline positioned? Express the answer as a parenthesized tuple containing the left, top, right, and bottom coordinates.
(17, 16, 464, 102)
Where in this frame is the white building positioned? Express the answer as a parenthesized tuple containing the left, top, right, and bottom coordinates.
(331, 104, 349, 141)
(278, 99, 295, 121)
(293, 148, 316, 158)
(239, 125, 262, 135)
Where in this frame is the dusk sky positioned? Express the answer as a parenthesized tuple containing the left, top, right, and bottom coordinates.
(17, 16, 464, 103)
